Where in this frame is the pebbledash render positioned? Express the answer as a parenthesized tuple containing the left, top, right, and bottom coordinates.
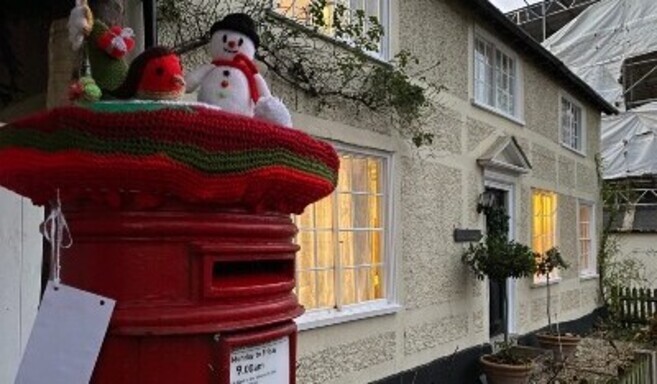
(173, 1, 612, 383)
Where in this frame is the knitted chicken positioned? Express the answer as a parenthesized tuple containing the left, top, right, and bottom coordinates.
(113, 46, 186, 100)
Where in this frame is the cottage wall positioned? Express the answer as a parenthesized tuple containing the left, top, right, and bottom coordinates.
(616, 233, 657, 285)
(275, 1, 604, 382)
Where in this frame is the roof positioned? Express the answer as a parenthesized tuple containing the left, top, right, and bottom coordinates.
(467, 0, 617, 115)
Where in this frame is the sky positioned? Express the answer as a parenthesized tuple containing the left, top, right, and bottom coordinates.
(491, 0, 543, 13)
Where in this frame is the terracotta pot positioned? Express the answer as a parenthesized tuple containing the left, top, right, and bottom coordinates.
(480, 355, 534, 384)
(535, 332, 581, 361)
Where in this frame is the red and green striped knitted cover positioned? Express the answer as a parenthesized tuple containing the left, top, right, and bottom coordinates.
(0, 101, 339, 214)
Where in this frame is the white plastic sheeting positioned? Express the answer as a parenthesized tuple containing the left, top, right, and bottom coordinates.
(544, 0, 657, 179)
(543, 0, 657, 108)
(601, 102, 657, 179)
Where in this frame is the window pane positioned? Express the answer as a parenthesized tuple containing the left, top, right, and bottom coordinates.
(297, 231, 315, 270)
(341, 267, 358, 305)
(367, 158, 383, 194)
(297, 270, 317, 309)
(316, 269, 335, 308)
(297, 207, 314, 229)
(339, 230, 355, 267)
(371, 265, 385, 299)
(494, 49, 515, 116)
(317, 231, 335, 268)
(277, 0, 387, 56)
(338, 155, 352, 192)
(315, 195, 333, 229)
(353, 194, 369, 228)
(338, 193, 353, 228)
(369, 195, 382, 228)
(475, 37, 494, 106)
(353, 230, 371, 265)
(357, 267, 374, 302)
(371, 230, 383, 264)
(561, 98, 583, 150)
(276, 0, 312, 22)
(352, 156, 369, 193)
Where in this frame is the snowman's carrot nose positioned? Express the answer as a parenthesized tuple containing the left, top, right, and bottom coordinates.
(228, 41, 236, 48)
(221, 80, 229, 88)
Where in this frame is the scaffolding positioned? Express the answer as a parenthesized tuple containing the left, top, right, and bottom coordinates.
(604, 177, 657, 233)
(507, 0, 598, 25)
(506, 0, 600, 41)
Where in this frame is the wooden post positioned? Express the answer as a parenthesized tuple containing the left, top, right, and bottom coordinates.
(640, 288, 646, 324)
(633, 288, 639, 326)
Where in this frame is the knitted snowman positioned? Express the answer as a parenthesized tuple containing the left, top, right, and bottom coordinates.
(185, 13, 292, 127)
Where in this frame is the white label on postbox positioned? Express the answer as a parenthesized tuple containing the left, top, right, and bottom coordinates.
(15, 282, 115, 384)
(230, 337, 290, 384)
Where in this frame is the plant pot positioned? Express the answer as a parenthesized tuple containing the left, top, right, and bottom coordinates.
(480, 354, 535, 384)
(535, 332, 581, 361)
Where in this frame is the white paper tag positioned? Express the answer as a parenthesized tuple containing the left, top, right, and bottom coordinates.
(15, 282, 115, 384)
(230, 337, 290, 384)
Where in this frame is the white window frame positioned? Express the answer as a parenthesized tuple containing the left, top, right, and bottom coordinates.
(471, 26, 524, 124)
(272, 0, 391, 60)
(578, 200, 597, 279)
(294, 143, 399, 331)
(531, 189, 561, 286)
(559, 92, 587, 156)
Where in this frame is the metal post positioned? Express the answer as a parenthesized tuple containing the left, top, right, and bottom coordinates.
(143, 0, 157, 48)
(542, 0, 546, 41)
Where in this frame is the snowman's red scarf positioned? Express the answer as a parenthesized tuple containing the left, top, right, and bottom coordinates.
(212, 53, 260, 103)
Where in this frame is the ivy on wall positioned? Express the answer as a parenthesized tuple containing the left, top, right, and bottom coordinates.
(158, 0, 443, 146)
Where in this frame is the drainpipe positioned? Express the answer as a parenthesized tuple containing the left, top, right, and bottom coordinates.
(143, 0, 156, 48)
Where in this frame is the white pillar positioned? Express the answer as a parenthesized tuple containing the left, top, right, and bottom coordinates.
(0, 187, 44, 383)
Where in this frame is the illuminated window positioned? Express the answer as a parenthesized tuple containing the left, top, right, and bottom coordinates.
(274, 0, 389, 58)
(474, 34, 518, 118)
(561, 96, 585, 152)
(294, 148, 389, 315)
(532, 190, 558, 282)
(578, 201, 596, 277)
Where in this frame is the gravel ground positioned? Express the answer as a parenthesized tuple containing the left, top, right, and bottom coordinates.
(529, 337, 639, 383)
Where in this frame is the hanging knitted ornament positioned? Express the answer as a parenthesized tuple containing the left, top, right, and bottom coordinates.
(86, 20, 130, 93)
(96, 26, 135, 59)
(69, 76, 102, 102)
(67, 0, 94, 51)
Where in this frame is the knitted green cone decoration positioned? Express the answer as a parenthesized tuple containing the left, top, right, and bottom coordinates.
(87, 20, 128, 93)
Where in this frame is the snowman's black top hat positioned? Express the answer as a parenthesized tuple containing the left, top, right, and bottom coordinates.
(210, 13, 260, 48)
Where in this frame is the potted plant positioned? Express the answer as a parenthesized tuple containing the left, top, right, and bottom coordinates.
(534, 247, 581, 361)
(462, 204, 539, 384)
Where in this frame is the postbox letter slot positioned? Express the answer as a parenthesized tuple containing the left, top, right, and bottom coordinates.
(207, 259, 294, 297)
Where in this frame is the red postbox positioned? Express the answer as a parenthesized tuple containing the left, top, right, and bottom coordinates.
(0, 102, 339, 383)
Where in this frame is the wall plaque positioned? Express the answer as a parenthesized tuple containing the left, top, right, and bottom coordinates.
(453, 229, 483, 243)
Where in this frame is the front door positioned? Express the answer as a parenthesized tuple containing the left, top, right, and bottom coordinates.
(486, 187, 508, 338)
